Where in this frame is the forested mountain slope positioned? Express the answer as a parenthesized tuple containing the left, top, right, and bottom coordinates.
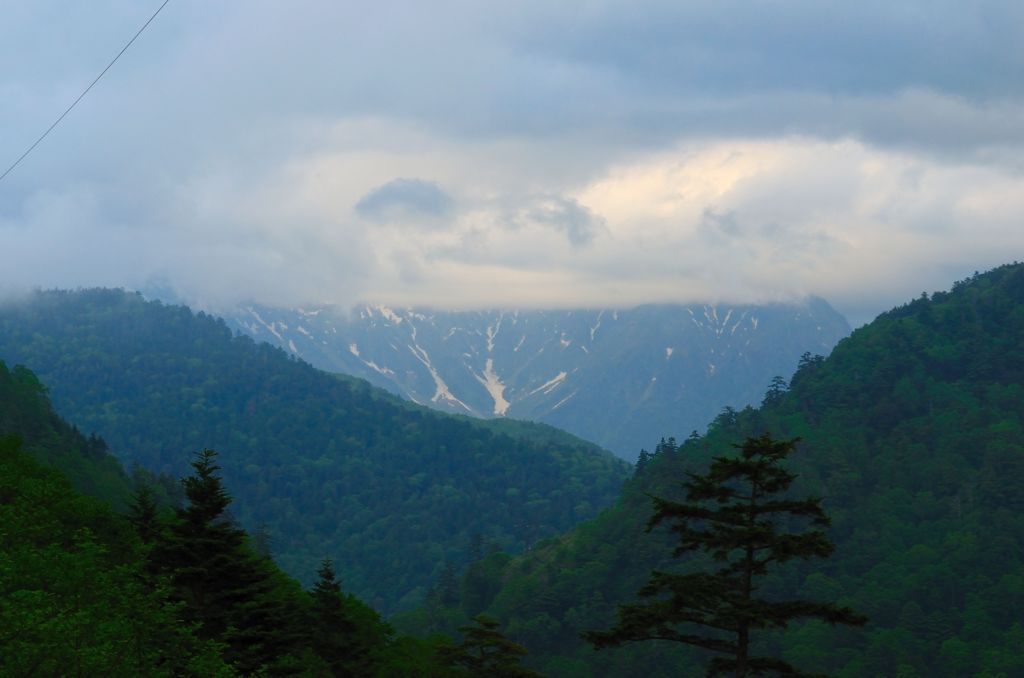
(224, 299, 849, 458)
(0, 367, 471, 675)
(0, 359, 132, 507)
(0, 435, 231, 676)
(412, 263, 1024, 677)
(0, 289, 629, 612)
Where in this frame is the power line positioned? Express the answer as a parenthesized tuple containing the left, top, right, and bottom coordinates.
(0, 0, 173, 184)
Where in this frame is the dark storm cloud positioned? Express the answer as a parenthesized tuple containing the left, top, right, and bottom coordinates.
(523, 196, 605, 248)
(4, 1, 1023, 164)
(354, 178, 455, 224)
(515, 1, 1024, 101)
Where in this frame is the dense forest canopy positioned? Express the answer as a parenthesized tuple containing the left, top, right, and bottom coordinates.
(0, 289, 630, 612)
(401, 263, 1024, 677)
(0, 369, 505, 675)
(0, 360, 132, 507)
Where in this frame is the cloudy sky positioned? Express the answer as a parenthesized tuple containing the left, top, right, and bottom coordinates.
(2, 1, 1022, 324)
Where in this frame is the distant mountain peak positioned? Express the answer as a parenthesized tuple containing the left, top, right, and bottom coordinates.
(225, 299, 851, 458)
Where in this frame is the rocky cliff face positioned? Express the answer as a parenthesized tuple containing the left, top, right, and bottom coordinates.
(225, 299, 850, 459)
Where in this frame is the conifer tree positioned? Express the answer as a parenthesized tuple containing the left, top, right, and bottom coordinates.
(160, 449, 305, 673)
(586, 434, 866, 677)
(164, 450, 248, 637)
(761, 375, 789, 406)
(308, 557, 398, 676)
(440, 615, 544, 677)
(127, 483, 160, 546)
(310, 557, 359, 675)
(634, 450, 652, 478)
(312, 558, 343, 601)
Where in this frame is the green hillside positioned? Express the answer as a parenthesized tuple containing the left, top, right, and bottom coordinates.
(0, 366, 475, 675)
(413, 263, 1024, 677)
(0, 289, 630, 612)
(0, 359, 133, 507)
(0, 434, 230, 676)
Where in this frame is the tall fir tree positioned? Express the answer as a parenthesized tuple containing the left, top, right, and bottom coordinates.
(164, 450, 248, 637)
(310, 557, 358, 675)
(308, 557, 397, 676)
(586, 434, 866, 677)
(159, 449, 305, 673)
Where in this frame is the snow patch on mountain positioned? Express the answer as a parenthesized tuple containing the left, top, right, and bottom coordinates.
(223, 298, 851, 459)
(245, 307, 286, 343)
(730, 312, 747, 335)
(486, 318, 502, 353)
(590, 312, 604, 341)
(376, 305, 403, 325)
(551, 389, 578, 411)
(530, 371, 567, 396)
(362, 359, 394, 377)
(408, 343, 471, 412)
(475, 358, 510, 415)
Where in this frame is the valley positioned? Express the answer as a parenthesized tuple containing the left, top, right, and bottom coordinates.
(3, 264, 1024, 675)
(2, 4, 1016, 674)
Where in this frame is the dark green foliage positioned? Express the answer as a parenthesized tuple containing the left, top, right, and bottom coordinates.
(422, 262, 1024, 676)
(586, 434, 866, 677)
(0, 366, 231, 674)
(1, 439, 452, 676)
(150, 448, 476, 675)
(438, 563, 461, 607)
(162, 450, 249, 634)
(128, 483, 160, 545)
(440, 615, 545, 677)
(0, 360, 132, 507)
(0, 365, 463, 675)
(310, 557, 390, 676)
(0, 435, 233, 676)
(0, 289, 630, 611)
(761, 376, 788, 407)
(310, 559, 354, 664)
(154, 449, 320, 673)
(252, 522, 273, 560)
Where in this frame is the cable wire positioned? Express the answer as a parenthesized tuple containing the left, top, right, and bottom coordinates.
(0, 0, 172, 184)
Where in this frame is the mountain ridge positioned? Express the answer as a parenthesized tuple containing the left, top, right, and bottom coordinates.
(0, 288, 630, 612)
(224, 298, 850, 458)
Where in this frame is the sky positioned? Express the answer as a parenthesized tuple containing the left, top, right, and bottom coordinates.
(1, 1, 1023, 325)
